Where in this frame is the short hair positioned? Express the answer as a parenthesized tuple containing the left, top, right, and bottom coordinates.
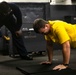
(0, 1, 12, 16)
(33, 18, 48, 33)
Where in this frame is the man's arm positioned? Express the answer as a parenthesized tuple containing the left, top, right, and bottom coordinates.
(46, 40, 53, 63)
(62, 40, 70, 64)
(9, 3, 22, 31)
(53, 40, 70, 70)
(40, 40, 53, 64)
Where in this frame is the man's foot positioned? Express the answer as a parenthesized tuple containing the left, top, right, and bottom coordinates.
(21, 54, 33, 60)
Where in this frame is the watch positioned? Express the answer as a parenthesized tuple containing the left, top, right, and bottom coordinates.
(63, 64, 69, 66)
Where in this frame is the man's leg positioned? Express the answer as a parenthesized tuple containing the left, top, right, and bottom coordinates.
(10, 30, 33, 60)
(5, 22, 33, 60)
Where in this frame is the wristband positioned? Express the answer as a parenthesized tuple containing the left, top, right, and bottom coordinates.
(63, 64, 69, 66)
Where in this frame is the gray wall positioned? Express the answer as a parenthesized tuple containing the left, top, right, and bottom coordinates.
(50, 5, 76, 21)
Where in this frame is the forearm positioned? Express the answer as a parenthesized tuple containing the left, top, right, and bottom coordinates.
(62, 41, 70, 64)
(62, 48, 70, 64)
(46, 40, 53, 63)
(47, 46, 53, 62)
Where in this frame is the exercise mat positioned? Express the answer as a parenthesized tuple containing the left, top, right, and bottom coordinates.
(16, 65, 76, 75)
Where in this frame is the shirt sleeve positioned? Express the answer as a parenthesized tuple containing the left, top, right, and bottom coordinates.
(55, 25, 70, 44)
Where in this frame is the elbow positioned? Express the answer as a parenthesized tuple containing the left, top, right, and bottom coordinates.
(62, 41, 71, 50)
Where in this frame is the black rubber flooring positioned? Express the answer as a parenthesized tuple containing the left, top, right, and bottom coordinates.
(0, 49, 76, 75)
(16, 65, 76, 75)
(16, 49, 76, 75)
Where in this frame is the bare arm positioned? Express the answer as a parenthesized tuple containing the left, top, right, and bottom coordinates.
(62, 40, 70, 64)
(46, 40, 53, 63)
(53, 40, 70, 70)
(40, 40, 53, 64)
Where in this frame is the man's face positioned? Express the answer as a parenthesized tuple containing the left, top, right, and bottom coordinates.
(39, 24, 50, 35)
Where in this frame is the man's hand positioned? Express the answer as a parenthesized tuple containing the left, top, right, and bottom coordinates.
(15, 30, 22, 36)
(40, 61, 52, 65)
(53, 64, 68, 71)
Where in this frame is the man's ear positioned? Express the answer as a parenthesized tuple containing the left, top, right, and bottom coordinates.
(45, 26, 48, 30)
(45, 24, 48, 29)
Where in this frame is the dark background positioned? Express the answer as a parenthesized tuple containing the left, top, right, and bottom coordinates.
(1, 3, 76, 55)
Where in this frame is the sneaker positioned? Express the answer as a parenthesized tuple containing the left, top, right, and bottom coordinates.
(21, 54, 33, 60)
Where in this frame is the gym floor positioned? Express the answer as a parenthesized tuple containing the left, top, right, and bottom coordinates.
(0, 49, 76, 75)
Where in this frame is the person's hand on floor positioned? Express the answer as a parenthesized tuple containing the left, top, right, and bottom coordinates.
(40, 61, 52, 65)
(53, 64, 68, 71)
